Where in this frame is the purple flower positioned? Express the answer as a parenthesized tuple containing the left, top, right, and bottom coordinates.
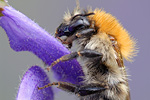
(17, 66, 54, 100)
(0, 1, 84, 100)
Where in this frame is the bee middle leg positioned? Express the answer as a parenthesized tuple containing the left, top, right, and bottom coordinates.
(46, 49, 103, 71)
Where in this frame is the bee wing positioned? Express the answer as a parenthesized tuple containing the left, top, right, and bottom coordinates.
(110, 36, 131, 100)
(126, 92, 130, 100)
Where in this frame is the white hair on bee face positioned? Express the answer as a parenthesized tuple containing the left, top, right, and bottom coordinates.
(63, 9, 71, 22)
(73, 0, 81, 15)
(63, 0, 81, 23)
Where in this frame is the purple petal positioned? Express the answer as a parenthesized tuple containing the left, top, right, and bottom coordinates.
(17, 66, 54, 100)
(0, 6, 84, 84)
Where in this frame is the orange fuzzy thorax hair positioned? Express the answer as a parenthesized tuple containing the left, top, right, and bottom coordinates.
(92, 9, 136, 61)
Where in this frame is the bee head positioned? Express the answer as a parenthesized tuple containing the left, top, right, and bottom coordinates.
(55, 12, 94, 38)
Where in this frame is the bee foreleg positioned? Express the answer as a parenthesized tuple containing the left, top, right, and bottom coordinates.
(64, 28, 95, 48)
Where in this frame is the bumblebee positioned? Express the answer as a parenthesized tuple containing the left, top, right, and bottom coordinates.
(38, 1, 136, 100)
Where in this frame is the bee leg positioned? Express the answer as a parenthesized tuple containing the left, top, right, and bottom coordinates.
(79, 49, 103, 59)
(76, 28, 95, 38)
(63, 28, 95, 48)
(75, 84, 108, 96)
(38, 82, 77, 93)
(46, 52, 79, 71)
(46, 49, 103, 71)
(64, 28, 95, 46)
(56, 36, 72, 46)
(56, 28, 95, 48)
(56, 34, 77, 48)
(38, 82, 107, 97)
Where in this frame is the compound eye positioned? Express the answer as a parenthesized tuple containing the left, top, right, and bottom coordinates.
(64, 26, 69, 33)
